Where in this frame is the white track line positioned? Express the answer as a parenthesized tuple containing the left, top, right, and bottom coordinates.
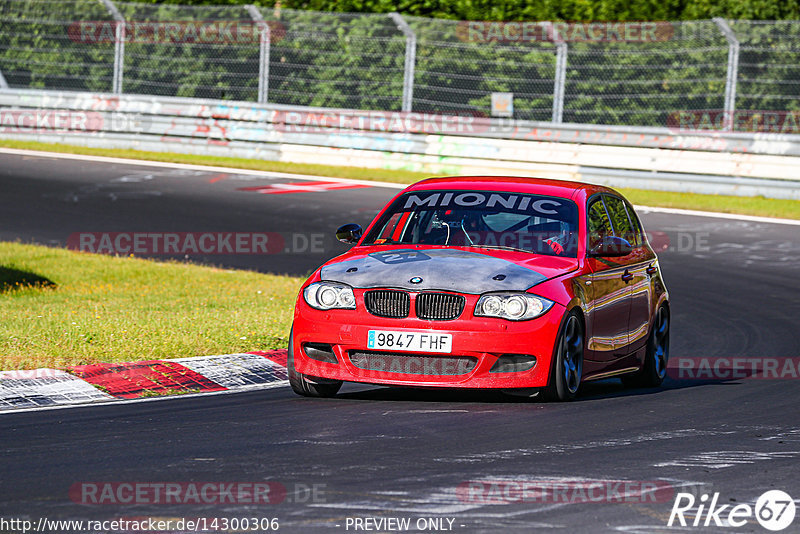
(0, 147, 405, 189)
(1, 147, 798, 225)
(635, 205, 800, 226)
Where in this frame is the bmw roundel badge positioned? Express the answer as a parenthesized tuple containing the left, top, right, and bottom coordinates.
(409, 276, 423, 284)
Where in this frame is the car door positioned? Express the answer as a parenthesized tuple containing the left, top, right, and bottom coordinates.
(619, 199, 657, 351)
(585, 195, 632, 361)
(603, 195, 655, 353)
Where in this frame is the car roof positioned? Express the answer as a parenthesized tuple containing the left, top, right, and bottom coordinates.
(405, 176, 619, 200)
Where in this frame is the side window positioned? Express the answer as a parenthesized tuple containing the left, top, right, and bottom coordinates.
(587, 198, 613, 249)
(604, 195, 635, 245)
(623, 201, 644, 247)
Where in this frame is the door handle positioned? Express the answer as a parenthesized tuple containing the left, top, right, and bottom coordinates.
(646, 265, 658, 275)
(621, 270, 633, 283)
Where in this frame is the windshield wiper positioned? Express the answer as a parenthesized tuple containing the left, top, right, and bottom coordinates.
(367, 238, 407, 246)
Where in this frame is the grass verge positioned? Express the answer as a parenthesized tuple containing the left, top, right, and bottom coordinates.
(616, 188, 800, 221)
(0, 242, 302, 370)
(2, 139, 798, 220)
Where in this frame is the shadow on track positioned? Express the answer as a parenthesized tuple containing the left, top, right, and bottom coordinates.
(324, 376, 733, 404)
(0, 266, 56, 293)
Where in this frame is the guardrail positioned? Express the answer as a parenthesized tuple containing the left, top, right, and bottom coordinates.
(1, 88, 799, 200)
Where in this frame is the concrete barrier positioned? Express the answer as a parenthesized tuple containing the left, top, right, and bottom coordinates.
(1, 89, 799, 199)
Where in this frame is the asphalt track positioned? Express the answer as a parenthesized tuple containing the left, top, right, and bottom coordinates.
(1, 151, 800, 533)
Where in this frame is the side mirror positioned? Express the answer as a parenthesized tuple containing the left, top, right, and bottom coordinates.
(589, 236, 632, 257)
(336, 223, 363, 245)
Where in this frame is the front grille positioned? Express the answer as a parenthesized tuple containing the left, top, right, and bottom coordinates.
(349, 351, 478, 376)
(364, 290, 410, 318)
(416, 292, 466, 321)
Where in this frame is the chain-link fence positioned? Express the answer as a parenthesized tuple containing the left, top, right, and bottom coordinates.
(0, 0, 116, 92)
(1, 0, 798, 130)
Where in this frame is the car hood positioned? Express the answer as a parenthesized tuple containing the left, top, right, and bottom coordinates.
(320, 247, 578, 294)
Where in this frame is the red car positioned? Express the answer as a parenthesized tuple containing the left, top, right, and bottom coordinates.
(289, 176, 670, 401)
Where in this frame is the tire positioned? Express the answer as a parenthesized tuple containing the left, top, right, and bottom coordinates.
(542, 311, 584, 402)
(287, 328, 342, 398)
(622, 305, 670, 388)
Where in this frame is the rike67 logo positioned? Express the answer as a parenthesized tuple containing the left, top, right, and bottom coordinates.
(668, 490, 796, 531)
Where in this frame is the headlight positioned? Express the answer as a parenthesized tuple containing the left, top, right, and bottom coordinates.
(303, 282, 356, 310)
(475, 292, 554, 321)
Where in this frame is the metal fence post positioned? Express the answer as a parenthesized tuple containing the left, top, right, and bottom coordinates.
(389, 13, 416, 113)
(245, 5, 270, 104)
(552, 42, 568, 124)
(714, 18, 740, 131)
(546, 22, 568, 124)
(0, 68, 8, 89)
(99, 0, 125, 94)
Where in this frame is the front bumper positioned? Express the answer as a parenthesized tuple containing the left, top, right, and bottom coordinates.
(292, 294, 565, 389)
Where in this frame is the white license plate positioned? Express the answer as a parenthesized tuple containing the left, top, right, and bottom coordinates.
(367, 330, 452, 353)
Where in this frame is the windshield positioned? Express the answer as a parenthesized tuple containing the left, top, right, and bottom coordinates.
(363, 190, 579, 257)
